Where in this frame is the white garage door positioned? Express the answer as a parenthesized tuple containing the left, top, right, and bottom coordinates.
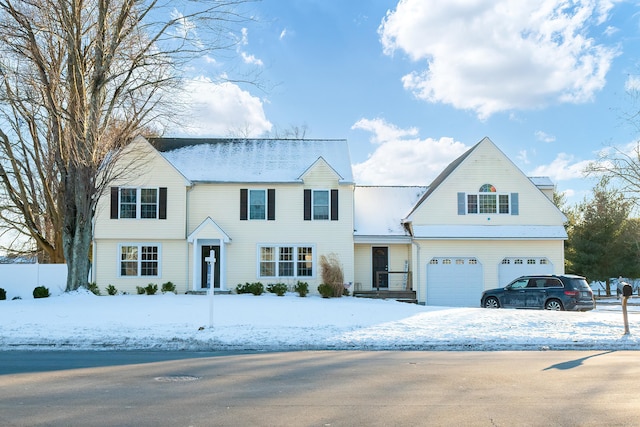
(498, 257, 554, 287)
(426, 257, 483, 307)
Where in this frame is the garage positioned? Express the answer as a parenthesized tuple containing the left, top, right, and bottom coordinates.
(426, 257, 483, 307)
(498, 257, 554, 287)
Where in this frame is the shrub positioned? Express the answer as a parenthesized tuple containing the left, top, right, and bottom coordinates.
(87, 282, 101, 296)
(320, 253, 344, 297)
(293, 281, 309, 297)
(0, 287, 6, 300)
(33, 286, 50, 299)
(267, 283, 288, 296)
(236, 282, 264, 295)
(136, 286, 146, 295)
(106, 285, 118, 296)
(318, 283, 334, 298)
(161, 281, 176, 293)
(145, 283, 158, 295)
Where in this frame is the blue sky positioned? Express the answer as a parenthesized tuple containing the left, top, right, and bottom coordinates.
(166, 0, 640, 206)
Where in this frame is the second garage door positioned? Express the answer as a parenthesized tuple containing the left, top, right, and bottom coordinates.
(426, 257, 483, 307)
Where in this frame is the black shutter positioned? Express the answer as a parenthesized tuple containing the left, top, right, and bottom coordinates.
(110, 187, 119, 219)
(304, 189, 311, 220)
(331, 189, 338, 221)
(159, 187, 167, 219)
(240, 189, 248, 220)
(267, 189, 275, 221)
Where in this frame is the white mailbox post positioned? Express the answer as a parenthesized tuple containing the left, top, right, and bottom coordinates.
(205, 254, 216, 328)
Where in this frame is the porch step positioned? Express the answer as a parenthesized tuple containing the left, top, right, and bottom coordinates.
(353, 290, 417, 304)
(185, 290, 232, 295)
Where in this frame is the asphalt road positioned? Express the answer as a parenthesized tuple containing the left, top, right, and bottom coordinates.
(1, 350, 639, 426)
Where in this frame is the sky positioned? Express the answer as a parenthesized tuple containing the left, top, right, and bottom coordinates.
(1, 290, 640, 351)
(163, 0, 640, 206)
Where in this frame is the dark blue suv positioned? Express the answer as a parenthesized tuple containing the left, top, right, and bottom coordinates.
(481, 274, 595, 311)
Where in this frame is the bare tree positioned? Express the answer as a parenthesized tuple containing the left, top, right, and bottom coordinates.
(585, 142, 640, 208)
(0, 0, 253, 290)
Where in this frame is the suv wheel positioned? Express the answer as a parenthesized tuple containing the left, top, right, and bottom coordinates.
(483, 297, 500, 308)
(545, 299, 564, 311)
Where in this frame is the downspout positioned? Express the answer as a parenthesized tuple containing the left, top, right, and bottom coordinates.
(412, 240, 422, 305)
(403, 219, 423, 305)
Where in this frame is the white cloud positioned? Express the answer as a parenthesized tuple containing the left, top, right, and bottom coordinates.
(625, 75, 640, 91)
(535, 130, 556, 143)
(379, 0, 620, 119)
(169, 77, 272, 137)
(351, 118, 468, 185)
(352, 118, 419, 144)
(279, 28, 288, 40)
(241, 52, 264, 66)
(237, 28, 264, 66)
(517, 149, 532, 164)
(529, 153, 591, 181)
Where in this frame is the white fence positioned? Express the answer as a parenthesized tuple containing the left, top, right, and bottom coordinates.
(0, 264, 67, 299)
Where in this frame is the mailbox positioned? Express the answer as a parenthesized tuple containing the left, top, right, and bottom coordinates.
(623, 283, 633, 298)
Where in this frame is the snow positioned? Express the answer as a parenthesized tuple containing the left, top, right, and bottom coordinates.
(2, 291, 640, 351)
(159, 139, 353, 183)
(354, 186, 427, 236)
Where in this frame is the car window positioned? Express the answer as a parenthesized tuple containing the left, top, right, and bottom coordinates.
(569, 278, 590, 290)
(544, 279, 562, 288)
(509, 279, 529, 289)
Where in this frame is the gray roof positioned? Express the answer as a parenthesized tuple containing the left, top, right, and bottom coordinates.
(150, 138, 353, 183)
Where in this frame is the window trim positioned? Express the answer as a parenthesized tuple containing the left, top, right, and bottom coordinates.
(249, 189, 267, 220)
(115, 187, 162, 220)
(118, 243, 161, 278)
(465, 192, 511, 214)
(312, 189, 330, 220)
(257, 244, 315, 279)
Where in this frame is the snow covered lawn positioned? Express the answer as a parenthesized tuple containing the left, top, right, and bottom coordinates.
(1, 291, 639, 351)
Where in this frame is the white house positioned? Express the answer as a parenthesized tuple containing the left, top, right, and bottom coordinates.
(92, 136, 567, 306)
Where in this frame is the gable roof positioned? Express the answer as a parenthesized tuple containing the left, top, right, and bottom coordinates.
(404, 139, 479, 218)
(354, 186, 428, 239)
(404, 137, 559, 219)
(149, 138, 353, 184)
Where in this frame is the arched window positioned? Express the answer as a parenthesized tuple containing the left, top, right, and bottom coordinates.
(479, 184, 496, 192)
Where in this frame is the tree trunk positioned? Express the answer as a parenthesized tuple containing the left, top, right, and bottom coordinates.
(62, 165, 93, 291)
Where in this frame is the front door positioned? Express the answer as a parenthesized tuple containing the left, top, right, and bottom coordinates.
(201, 245, 220, 289)
(372, 247, 388, 289)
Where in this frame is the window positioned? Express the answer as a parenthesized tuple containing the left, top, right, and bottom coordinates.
(304, 189, 338, 221)
(140, 189, 158, 218)
(249, 190, 266, 220)
(240, 189, 275, 220)
(313, 190, 329, 220)
(114, 187, 163, 219)
(120, 244, 160, 277)
(259, 245, 314, 278)
(464, 184, 510, 214)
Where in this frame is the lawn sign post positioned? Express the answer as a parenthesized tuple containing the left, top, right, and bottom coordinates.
(205, 254, 216, 328)
(621, 281, 632, 335)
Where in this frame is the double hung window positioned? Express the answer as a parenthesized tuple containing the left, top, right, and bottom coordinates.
(116, 187, 161, 219)
(120, 244, 160, 277)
